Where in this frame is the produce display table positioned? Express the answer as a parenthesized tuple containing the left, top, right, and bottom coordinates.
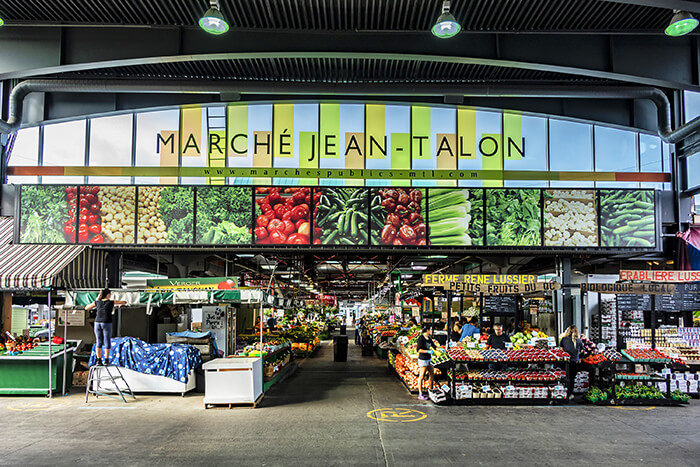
(91, 367, 196, 396)
(203, 357, 263, 408)
(0, 344, 74, 395)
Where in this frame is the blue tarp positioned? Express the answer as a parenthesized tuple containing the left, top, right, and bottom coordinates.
(89, 337, 202, 383)
(166, 330, 220, 357)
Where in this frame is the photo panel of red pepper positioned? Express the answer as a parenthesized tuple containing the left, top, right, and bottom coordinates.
(19, 185, 77, 243)
(254, 187, 311, 245)
(314, 187, 369, 246)
(428, 189, 484, 246)
(78, 186, 136, 244)
(370, 188, 426, 246)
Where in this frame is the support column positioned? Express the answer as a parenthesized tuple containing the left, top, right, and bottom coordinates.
(560, 256, 573, 331)
(1, 292, 11, 334)
(106, 252, 122, 289)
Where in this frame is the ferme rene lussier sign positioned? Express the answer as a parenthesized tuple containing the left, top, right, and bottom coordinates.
(422, 274, 561, 294)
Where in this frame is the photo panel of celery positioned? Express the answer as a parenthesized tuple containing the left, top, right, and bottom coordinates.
(427, 189, 484, 246)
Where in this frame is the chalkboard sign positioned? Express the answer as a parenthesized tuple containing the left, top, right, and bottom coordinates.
(484, 295, 518, 314)
(655, 292, 683, 312)
(616, 294, 652, 312)
(681, 283, 700, 311)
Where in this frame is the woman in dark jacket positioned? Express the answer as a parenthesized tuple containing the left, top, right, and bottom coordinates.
(561, 325, 583, 398)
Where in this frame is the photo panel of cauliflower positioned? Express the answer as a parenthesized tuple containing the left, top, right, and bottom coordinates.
(544, 189, 598, 247)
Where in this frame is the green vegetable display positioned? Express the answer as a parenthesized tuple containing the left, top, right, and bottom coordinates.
(486, 189, 541, 246)
(137, 186, 193, 244)
(20, 185, 74, 243)
(600, 190, 655, 247)
(611, 384, 665, 400)
(428, 189, 483, 246)
(315, 188, 369, 245)
(196, 186, 252, 244)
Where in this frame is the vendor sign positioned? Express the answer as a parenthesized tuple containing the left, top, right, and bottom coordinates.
(422, 274, 560, 294)
(620, 270, 700, 283)
(581, 283, 676, 294)
(146, 277, 238, 290)
(58, 309, 85, 326)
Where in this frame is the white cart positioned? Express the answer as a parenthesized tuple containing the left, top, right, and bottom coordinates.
(202, 357, 263, 408)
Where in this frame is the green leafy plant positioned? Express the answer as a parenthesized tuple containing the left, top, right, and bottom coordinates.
(20, 185, 72, 243)
(486, 189, 541, 246)
(159, 187, 194, 243)
(196, 186, 252, 244)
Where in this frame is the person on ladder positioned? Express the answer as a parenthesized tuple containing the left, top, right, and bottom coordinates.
(86, 288, 126, 366)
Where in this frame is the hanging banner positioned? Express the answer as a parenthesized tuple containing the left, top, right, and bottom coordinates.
(422, 274, 560, 294)
(146, 277, 238, 290)
(581, 283, 676, 294)
(620, 270, 700, 283)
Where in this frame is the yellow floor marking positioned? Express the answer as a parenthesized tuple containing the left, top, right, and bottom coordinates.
(367, 407, 427, 422)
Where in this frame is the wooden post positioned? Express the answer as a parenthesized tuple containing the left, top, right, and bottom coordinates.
(1, 293, 11, 334)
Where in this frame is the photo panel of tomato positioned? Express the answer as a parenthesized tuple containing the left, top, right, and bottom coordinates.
(77, 186, 136, 244)
(137, 186, 194, 244)
(19, 185, 77, 243)
(314, 187, 369, 246)
(428, 189, 484, 246)
(254, 187, 311, 245)
(370, 188, 426, 246)
(196, 186, 253, 245)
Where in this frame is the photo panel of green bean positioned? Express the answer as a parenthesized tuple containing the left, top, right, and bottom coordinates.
(314, 187, 369, 246)
(486, 189, 542, 246)
(370, 188, 426, 246)
(20, 185, 77, 244)
(196, 186, 252, 245)
(427, 189, 484, 246)
(543, 189, 598, 247)
(599, 190, 656, 248)
(137, 186, 194, 244)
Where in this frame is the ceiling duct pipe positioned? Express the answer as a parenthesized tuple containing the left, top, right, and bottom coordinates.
(0, 80, 693, 143)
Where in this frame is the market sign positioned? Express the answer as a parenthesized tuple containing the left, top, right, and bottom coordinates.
(57, 309, 85, 327)
(580, 283, 677, 295)
(421, 274, 561, 294)
(620, 270, 700, 283)
(146, 277, 238, 290)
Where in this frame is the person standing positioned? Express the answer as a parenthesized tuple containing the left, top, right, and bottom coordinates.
(486, 323, 510, 371)
(416, 326, 436, 401)
(459, 317, 479, 342)
(560, 325, 583, 399)
(85, 288, 126, 366)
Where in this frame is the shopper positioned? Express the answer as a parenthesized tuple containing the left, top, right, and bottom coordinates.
(561, 325, 583, 399)
(450, 321, 462, 342)
(85, 288, 126, 366)
(459, 317, 479, 342)
(416, 325, 436, 401)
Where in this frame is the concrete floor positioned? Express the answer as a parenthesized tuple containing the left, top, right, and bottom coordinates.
(2, 334, 700, 467)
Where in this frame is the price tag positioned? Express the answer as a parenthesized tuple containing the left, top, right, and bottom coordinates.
(482, 385, 491, 392)
(620, 381, 626, 387)
(473, 333, 481, 340)
(505, 342, 514, 349)
(467, 342, 476, 349)
(548, 341, 556, 347)
(506, 385, 516, 391)
(478, 343, 486, 349)
(441, 384, 451, 394)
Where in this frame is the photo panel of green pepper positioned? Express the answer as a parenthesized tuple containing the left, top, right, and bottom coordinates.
(543, 189, 598, 247)
(314, 187, 369, 246)
(196, 186, 252, 245)
(137, 186, 194, 244)
(486, 189, 542, 246)
(599, 190, 656, 248)
(20, 185, 77, 244)
(427, 189, 484, 246)
(370, 188, 426, 246)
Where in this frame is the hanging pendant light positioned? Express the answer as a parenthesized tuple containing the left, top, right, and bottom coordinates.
(199, 0, 229, 35)
(665, 10, 698, 37)
(432, 1, 461, 39)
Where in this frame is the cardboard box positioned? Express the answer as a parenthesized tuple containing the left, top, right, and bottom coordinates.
(73, 371, 89, 387)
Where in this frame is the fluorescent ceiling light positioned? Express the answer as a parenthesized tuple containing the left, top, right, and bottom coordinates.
(665, 10, 698, 37)
(199, 0, 229, 35)
(411, 264, 428, 271)
(431, 1, 461, 39)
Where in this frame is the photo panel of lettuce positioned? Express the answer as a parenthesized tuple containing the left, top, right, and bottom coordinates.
(20, 185, 77, 244)
(544, 189, 598, 247)
(370, 188, 426, 246)
(428, 189, 484, 246)
(137, 186, 194, 244)
(486, 189, 541, 246)
(315, 187, 369, 246)
(196, 186, 252, 245)
(599, 190, 655, 248)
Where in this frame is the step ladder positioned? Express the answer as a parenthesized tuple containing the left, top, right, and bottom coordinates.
(85, 364, 136, 403)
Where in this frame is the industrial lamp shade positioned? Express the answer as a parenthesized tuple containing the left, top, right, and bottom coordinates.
(199, 6, 229, 35)
(665, 10, 698, 37)
(432, 11, 461, 38)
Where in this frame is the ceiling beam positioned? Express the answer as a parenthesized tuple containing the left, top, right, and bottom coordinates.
(600, 0, 700, 14)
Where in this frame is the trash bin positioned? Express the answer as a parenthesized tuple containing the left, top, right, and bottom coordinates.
(333, 335, 348, 362)
(340, 324, 347, 335)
